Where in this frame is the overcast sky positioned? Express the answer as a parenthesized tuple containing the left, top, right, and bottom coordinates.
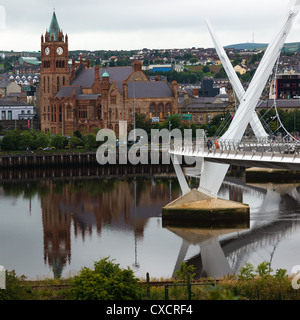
(0, 0, 300, 52)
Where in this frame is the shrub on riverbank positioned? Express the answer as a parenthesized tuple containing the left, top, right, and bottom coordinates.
(0, 270, 33, 300)
(69, 257, 141, 300)
(1, 261, 300, 300)
(219, 262, 299, 300)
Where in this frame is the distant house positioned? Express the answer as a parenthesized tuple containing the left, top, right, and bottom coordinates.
(13, 57, 41, 75)
(0, 80, 22, 97)
(179, 94, 228, 125)
(16, 57, 41, 67)
(234, 65, 247, 75)
(0, 100, 34, 120)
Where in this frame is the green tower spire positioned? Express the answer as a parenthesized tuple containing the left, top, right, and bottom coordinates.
(102, 69, 109, 77)
(49, 10, 60, 41)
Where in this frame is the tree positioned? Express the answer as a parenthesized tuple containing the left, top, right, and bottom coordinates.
(70, 257, 140, 300)
(156, 114, 181, 131)
(189, 57, 198, 65)
(36, 132, 50, 149)
(1, 130, 22, 151)
(133, 112, 153, 136)
(202, 65, 210, 73)
(68, 136, 82, 149)
(84, 133, 98, 150)
(183, 53, 192, 60)
(51, 134, 67, 149)
(20, 131, 34, 150)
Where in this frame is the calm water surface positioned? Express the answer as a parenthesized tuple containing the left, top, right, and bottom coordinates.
(1, 170, 300, 280)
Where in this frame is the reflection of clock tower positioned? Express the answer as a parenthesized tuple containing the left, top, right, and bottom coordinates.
(40, 10, 69, 133)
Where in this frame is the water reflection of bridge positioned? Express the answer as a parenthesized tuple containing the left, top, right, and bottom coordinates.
(2, 168, 300, 279)
(169, 179, 300, 278)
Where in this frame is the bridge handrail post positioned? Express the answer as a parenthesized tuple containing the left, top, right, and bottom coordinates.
(277, 142, 281, 154)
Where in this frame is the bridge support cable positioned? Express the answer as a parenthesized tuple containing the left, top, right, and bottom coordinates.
(256, 55, 300, 143)
(271, 56, 300, 143)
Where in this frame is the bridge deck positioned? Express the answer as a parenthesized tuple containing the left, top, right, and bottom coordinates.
(170, 142, 300, 170)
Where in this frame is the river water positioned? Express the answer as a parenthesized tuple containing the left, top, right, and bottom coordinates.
(0, 169, 300, 280)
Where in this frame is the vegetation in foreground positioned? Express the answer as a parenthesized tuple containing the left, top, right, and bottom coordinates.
(0, 258, 299, 301)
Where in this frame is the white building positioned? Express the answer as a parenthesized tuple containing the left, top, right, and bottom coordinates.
(0, 100, 34, 120)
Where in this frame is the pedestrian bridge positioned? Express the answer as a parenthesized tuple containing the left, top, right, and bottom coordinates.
(169, 1, 300, 197)
(170, 139, 300, 171)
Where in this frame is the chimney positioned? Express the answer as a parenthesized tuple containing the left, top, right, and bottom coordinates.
(193, 88, 199, 97)
(122, 81, 128, 99)
(92, 65, 101, 93)
(172, 80, 178, 99)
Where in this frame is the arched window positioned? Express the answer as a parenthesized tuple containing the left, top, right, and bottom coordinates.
(165, 103, 172, 115)
(59, 105, 62, 123)
(57, 77, 60, 92)
(149, 103, 156, 118)
(111, 93, 117, 105)
(67, 105, 72, 119)
(158, 103, 164, 117)
(97, 104, 102, 119)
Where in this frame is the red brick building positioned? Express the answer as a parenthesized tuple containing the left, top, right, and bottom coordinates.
(40, 11, 178, 135)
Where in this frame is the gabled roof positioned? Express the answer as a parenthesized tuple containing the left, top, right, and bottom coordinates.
(77, 94, 100, 101)
(49, 11, 60, 41)
(0, 99, 28, 106)
(115, 81, 173, 98)
(0, 80, 12, 88)
(55, 86, 101, 101)
(70, 67, 132, 87)
(55, 86, 82, 99)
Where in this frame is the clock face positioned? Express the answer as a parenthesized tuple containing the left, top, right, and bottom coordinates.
(56, 47, 63, 55)
(45, 47, 50, 55)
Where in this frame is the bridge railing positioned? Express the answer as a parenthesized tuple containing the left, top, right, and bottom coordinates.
(169, 138, 300, 156)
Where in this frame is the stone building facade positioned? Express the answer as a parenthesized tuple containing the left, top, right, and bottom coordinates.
(40, 12, 178, 136)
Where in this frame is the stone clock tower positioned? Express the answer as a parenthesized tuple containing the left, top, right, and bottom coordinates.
(40, 10, 69, 133)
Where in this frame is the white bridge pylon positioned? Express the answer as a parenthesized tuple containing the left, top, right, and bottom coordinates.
(205, 18, 269, 141)
(171, 0, 300, 197)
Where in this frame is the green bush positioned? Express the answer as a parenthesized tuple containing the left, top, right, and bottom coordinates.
(70, 257, 140, 300)
(0, 270, 32, 300)
(222, 261, 294, 300)
(175, 261, 196, 283)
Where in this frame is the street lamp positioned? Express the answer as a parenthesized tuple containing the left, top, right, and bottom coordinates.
(169, 120, 172, 144)
(109, 109, 112, 128)
(133, 68, 136, 142)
